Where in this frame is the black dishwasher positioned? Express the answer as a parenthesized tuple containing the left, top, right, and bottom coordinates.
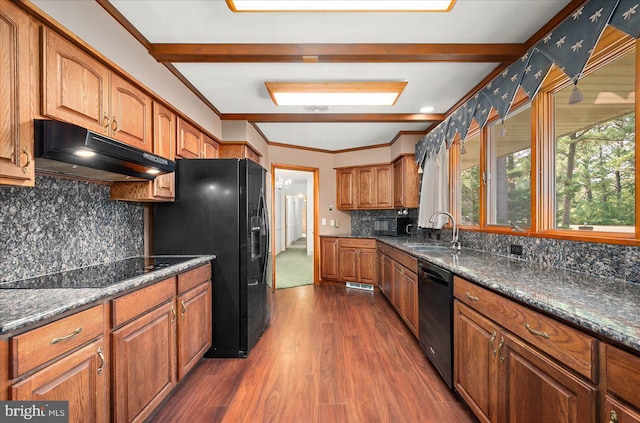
(418, 259, 454, 389)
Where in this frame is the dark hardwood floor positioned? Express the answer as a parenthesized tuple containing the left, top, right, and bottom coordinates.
(150, 283, 477, 423)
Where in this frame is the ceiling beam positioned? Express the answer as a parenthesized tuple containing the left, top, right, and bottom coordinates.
(221, 113, 444, 123)
(149, 43, 525, 63)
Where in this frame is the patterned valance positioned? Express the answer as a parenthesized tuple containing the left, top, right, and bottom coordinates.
(416, 0, 640, 168)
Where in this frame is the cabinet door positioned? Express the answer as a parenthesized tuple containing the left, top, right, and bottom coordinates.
(110, 73, 152, 152)
(381, 254, 392, 298)
(0, 1, 34, 186)
(499, 331, 597, 423)
(453, 301, 499, 423)
(202, 135, 219, 158)
(604, 396, 640, 423)
(12, 339, 108, 423)
(391, 262, 403, 309)
(42, 28, 109, 135)
(176, 117, 202, 158)
(394, 155, 419, 208)
(375, 164, 394, 209)
(336, 168, 356, 210)
(356, 167, 376, 209)
(357, 248, 376, 284)
(401, 268, 418, 336)
(321, 238, 339, 281)
(177, 282, 212, 380)
(339, 247, 358, 282)
(112, 301, 176, 423)
(153, 102, 176, 199)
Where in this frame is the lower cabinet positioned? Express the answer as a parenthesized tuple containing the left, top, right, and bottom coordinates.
(177, 280, 212, 380)
(338, 238, 376, 285)
(112, 301, 176, 423)
(603, 343, 640, 423)
(11, 339, 108, 422)
(320, 237, 339, 281)
(454, 276, 598, 423)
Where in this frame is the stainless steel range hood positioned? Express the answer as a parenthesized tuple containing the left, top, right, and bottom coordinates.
(34, 119, 175, 182)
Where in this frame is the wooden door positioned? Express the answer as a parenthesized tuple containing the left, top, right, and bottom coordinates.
(320, 238, 339, 281)
(357, 248, 376, 284)
(112, 301, 176, 423)
(42, 28, 109, 135)
(499, 331, 597, 423)
(604, 397, 640, 423)
(110, 73, 152, 152)
(12, 339, 108, 423)
(394, 155, 419, 208)
(453, 301, 499, 423)
(356, 167, 376, 209)
(375, 164, 394, 209)
(176, 117, 202, 158)
(391, 261, 403, 309)
(153, 102, 176, 199)
(381, 253, 392, 298)
(0, 1, 34, 186)
(401, 268, 418, 336)
(336, 168, 356, 210)
(339, 247, 358, 282)
(177, 282, 212, 380)
(202, 135, 219, 158)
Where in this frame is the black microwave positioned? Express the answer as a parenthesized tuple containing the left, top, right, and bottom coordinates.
(372, 217, 414, 236)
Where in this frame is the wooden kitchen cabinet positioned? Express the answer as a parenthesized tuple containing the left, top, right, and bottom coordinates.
(320, 237, 340, 281)
(176, 117, 203, 158)
(356, 164, 393, 209)
(338, 238, 376, 285)
(110, 101, 176, 202)
(219, 142, 261, 163)
(602, 343, 640, 423)
(112, 300, 176, 423)
(454, 277, 598, 423)
(177, 266, 212, 380)
(0, 1, 35, 186)
(393, 154, 419, 208)
(42, 28, 152, 152)
(336, 167, 357, 210)
(202, 134, 220, 158)
(11, 339, 108, 423)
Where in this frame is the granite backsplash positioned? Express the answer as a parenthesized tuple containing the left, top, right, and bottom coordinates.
(0, 175, 144, 282)
(350, 209, 419, 237)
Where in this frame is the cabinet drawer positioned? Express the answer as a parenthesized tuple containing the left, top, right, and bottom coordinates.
(178, 263, 211, 294)
(377, 241, 393, 256)
(11, 305, 104, 377)
(112, 277, 176, 328)
(339, 238, 375, 249)
(454, 276, 598, 381)
(391, 248, 417, 272)
(604, 343, 640, 407)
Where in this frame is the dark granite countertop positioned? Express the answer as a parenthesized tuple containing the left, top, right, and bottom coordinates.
(0, 255, 214, 335)
(374, 236, 640, 353)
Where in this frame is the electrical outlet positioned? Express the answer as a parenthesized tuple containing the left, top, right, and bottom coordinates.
(510, 244, 523, 256)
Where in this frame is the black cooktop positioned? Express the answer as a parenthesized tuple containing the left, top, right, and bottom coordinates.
(0, 257, 194, 289)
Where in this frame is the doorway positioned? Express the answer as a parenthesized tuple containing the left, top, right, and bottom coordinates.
(271, 164, 319, 290)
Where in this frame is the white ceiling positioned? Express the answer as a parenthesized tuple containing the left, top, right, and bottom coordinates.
(105, 0, 573, 151)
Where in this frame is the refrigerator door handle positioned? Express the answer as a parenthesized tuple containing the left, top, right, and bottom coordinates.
(258, 188, 270, 285)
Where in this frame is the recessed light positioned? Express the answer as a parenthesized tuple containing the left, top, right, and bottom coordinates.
(265, 81, 407, 106)
(419, 106, 434, 113)
(146, 169, 161, 175)
(226, 0, 456, 12)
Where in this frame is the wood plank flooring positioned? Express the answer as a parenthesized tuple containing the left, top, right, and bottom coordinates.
(150, 284, 477, 423)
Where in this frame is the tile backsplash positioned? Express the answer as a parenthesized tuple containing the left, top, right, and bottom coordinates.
(0, 175, 144, 282)
(350, 209, 418, 237)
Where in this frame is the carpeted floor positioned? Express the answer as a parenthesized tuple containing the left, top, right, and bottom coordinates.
(275, 238, 313, 289)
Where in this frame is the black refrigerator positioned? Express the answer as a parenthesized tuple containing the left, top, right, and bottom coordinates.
(153, 158, 270, 358)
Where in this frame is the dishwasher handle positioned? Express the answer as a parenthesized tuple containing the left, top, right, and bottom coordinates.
(419, 263, 453, 287)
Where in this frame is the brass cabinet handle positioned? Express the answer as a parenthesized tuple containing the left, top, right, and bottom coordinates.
(103, 114, 109, 131)
(490, 330, 497, 357)
(111, 117, 118, 132)
(181, 300, 186, 316)
(465, 292, 479, 302)
(171, 306, 176, 323)
(21, 146, 31, 174)
(97, 347, 105, 375)
(524, 323, 549, 339)
(498, 337, 505, 362)
(609, 410, 618, 423)
(50, 327, 82, 344)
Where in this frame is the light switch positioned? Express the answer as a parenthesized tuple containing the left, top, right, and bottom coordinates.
(322, 218, 327, 226)
(334, 219, 339, 228)
(329, 219, 335, 227)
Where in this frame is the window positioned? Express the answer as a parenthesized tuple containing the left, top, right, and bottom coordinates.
(459, 132, 481, 226)
(486, 104, 532, 228)
(553, 49, 635, 234)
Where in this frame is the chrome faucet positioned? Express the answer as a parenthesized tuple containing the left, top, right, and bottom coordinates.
(428, 211, 460, 251)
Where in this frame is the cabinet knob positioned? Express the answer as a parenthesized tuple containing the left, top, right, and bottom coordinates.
(50, 327, 82, 344)
(609, 410, 618, 423)
(103, 114, 109, 132)
(181, 299, 187, 316)
(111, 117, 118, 132)
(524, 323, 550, 339)
(171, 306, 176, 323)
(465, 292, 480, 302)
(490, 330, 497, 357)
(97, 347, 105, 375)
(498, 337, 505, 362)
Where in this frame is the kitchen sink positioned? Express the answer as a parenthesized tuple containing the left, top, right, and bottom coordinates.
(406, 244, 451, 252)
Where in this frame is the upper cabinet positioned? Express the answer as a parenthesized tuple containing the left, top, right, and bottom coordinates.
(176, 117, 203, 159)
(0, 1, 35, 186)
(219, 142, 261, 164)
(336, 156, 417, 211)
(42, 29, 152, 152)
(202, 135, 219, 159)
